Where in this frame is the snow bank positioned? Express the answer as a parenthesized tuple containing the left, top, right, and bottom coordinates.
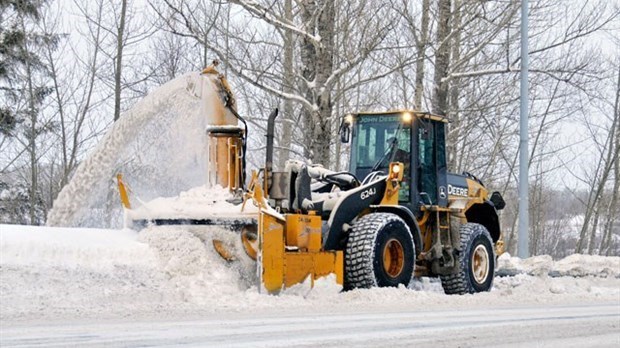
(0, 224, 170, 320)
(1, 224, 153, 269)
(47, 72, 229, 228)
(137, 225, 257, 304)
(497, 253, 620, 278)
(1, 224, 619, 323)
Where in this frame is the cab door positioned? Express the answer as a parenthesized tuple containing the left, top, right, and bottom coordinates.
(415, 119, 448, 208)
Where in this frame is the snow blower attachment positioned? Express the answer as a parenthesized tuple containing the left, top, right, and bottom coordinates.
(116, 65, 345, 293)
(117, 61, 258, 257)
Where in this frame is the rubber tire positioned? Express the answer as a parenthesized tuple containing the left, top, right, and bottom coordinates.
(345, 213, 415, 289)
(440, 223, 495, 295)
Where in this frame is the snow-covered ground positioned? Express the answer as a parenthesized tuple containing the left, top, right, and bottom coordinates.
(1, 224, 619, 346)
(2, 223, 619, 321)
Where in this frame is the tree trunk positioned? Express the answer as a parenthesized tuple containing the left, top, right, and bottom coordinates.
(600, 66, 620, 255)
(300, 0, 335, 166)
(26, 50, 38, 225)
(587, 201, 601, 254)
(414, 0, 430, 110)
(113, 0, 127, 122)
(300, 0, 317, 161)
(530, 163, 544, 255)
(277, 0, 294, 170)
(17, 16, 40, 225)
(431, 0, 451, 116)
(334, 76, 343, 171)
(576, 65, 620, 253)
(446, 0, 461, 170)
(600, 131, 619, 255)
(46, 41, 68, 188)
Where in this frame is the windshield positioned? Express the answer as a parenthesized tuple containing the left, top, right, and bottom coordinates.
(354, 115, 411, 169)
(351, 114, 411, 201)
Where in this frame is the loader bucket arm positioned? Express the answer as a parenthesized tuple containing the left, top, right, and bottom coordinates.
(324, 177, 387, 250)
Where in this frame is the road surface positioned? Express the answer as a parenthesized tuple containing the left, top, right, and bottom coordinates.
(2, 303, 618, 347)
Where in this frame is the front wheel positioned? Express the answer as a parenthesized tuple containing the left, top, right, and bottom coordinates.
(440, 223, 495, 295)
(345, 213, 415, 289)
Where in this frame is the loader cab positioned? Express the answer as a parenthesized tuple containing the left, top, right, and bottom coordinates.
(342, 111, 449, 213)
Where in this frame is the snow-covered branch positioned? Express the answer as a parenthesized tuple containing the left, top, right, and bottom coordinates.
(228, 0, 321, 46)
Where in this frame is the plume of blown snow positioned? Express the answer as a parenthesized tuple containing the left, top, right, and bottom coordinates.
(47, 72, 226, 228)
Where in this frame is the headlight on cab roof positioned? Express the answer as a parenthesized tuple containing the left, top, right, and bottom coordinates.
(402, 112, 412, 123)
(344, 113, 354, 124)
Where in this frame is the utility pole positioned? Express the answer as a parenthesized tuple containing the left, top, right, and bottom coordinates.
(518, 0, 530, 258)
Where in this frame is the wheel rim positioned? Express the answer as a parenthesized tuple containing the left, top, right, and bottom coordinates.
(383, 239, 405, 278)
(471, 244, 490, 284)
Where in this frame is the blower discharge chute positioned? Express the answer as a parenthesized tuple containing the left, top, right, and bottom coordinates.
(118, 65, 506, 295)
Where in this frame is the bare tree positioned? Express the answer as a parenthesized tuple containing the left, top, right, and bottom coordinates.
(575, 62, 620, 253)
(276, 0, 295, 169)
(113, 0, 128, 121)
(156, 0, 407, 166)
(77, 0, 154, 122)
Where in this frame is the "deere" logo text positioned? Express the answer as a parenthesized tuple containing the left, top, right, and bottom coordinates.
(448, 184, 468, 197)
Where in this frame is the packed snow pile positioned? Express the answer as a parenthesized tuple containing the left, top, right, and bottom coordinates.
(129, 185, 258, 221)
(497, 253, 620, 278)
(46, 71, 229, 229)
(2, 224, 619, 323)
(0, 225, 154, 268)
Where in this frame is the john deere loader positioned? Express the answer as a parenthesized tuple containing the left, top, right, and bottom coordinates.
(118, 67, 505, 295)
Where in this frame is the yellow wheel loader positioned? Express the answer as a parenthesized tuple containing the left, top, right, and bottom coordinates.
(252, 110, 505, 294)
(117, 67, 505, 295)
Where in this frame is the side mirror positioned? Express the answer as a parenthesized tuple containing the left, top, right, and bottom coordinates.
(339, 114, 353, 143)
(340, 124, 350, 143)
(490, 191, 506, 210)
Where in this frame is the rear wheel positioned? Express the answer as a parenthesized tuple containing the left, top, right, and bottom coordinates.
(345, 213, 415, 289)
(440, 223, 495, 295)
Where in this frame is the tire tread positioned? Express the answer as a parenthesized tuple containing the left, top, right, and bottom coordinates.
(440, 223, 495, 295)
(345, 213, 412, 289)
